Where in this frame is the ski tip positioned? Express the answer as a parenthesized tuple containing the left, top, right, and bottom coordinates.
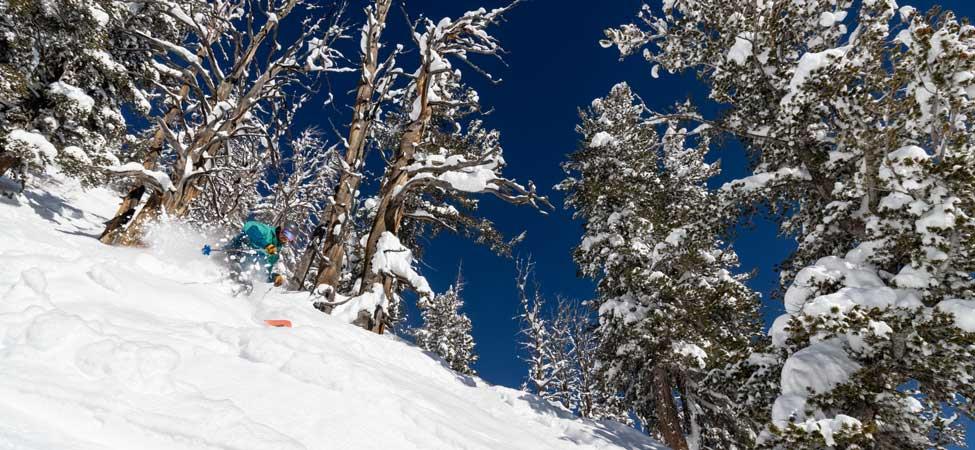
(264, 319, 292, 328)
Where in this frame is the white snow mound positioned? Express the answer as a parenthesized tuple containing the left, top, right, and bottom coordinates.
(0, 174, 663, 450)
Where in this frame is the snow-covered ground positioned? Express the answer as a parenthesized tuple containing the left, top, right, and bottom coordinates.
(0, 174, 663, 450)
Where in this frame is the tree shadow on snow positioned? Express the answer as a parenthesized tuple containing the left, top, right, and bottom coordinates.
(57, 228, 103, 239)
(0, 175, 106, 235)
(514, 393, 664, 449)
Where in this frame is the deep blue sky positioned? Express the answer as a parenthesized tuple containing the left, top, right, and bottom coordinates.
(303, 0, 974, 443)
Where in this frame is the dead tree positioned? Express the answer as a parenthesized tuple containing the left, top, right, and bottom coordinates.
(101, 0, 347, 245)
(353, 2, 551, 325)
(313, 0, 397, 291)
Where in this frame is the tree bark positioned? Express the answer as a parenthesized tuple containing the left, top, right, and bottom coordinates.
(343, 60, 432, 334)
(358, 66, 432, 295)
(290, 225, 325, 289)
(99, 185, 145, 241)
(652, 366, 689, 450)
(99, 44, 199, 245)
(0, 154, 19, 179)
(112, 190, 162, 247)
(99, 127, 168, 244)
(314, 0, 393, 290)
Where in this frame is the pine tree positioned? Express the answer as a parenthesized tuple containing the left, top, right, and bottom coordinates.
(603, 0, 975, 447)
(0, 0, 180, 187)
(516, 257, 556, 399)
(559, 82, 761, 450)
(415, 266, 477, 375)
(546, 297, 580, 411)
(516, 258, 630, 421)
(566, 299, 630, 424)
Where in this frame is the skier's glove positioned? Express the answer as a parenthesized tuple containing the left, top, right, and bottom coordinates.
(265, 244, 278, 255)
(273, 274, 285, 287)
(202, 245, 212, 256)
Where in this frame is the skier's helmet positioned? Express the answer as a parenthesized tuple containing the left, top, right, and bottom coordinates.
(278, 223, 298, 244)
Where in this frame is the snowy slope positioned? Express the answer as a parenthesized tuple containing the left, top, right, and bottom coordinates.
(0, 175, 663, 450)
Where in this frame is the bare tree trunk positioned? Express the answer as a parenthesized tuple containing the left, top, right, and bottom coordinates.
(113, 190, 163, 247)
(653, 366, 689, 450)
(0, 154, 19, 179)
(343, 65, 431, 333)
(314, 0, 393, 290)
(359, 69, 431, 294)
(289, 225, 325, 289)
(111, 151, 207, 245)
(106, 161, 190, 246)
(99, 185, 145, 241)
(99, 125, 168, 244)
(100, 53, 198, 245)
(372, 288, 389, 334)
(291, 240, 318, 289)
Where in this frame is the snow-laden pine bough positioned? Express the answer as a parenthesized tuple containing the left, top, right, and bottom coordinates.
(0, 0, 180, 189)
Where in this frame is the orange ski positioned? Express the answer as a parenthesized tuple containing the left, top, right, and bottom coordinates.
(264, 320, 292, 328)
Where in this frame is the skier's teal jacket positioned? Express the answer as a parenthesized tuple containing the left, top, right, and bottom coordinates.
(228, 220, 281, 279)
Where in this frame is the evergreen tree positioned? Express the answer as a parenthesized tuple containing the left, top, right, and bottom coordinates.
(415, 267, 477, 375)
(516, 258, 556, 399)
(516, 258, 631, 422)
(314, 0, 396, 290)
(559, 82, 761, 450)
(0, 0, 182, 187)
(603, 0, 975, 447)
(546, 296, 581, 411)
(308, 3, 550, 332)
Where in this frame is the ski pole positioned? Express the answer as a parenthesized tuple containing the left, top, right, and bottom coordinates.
(202, 245, 259, 256)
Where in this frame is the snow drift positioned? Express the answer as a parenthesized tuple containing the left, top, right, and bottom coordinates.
(0, 174, 663, 450)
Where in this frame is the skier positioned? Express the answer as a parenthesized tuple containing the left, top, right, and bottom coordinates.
(203, 220, 297, 292)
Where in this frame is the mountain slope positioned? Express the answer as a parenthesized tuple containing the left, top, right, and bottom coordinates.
(0, 175, 664, 450)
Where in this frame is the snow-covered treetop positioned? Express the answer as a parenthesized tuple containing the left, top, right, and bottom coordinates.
(398, 1, 520, 123)
(601, 0, 975, 296)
